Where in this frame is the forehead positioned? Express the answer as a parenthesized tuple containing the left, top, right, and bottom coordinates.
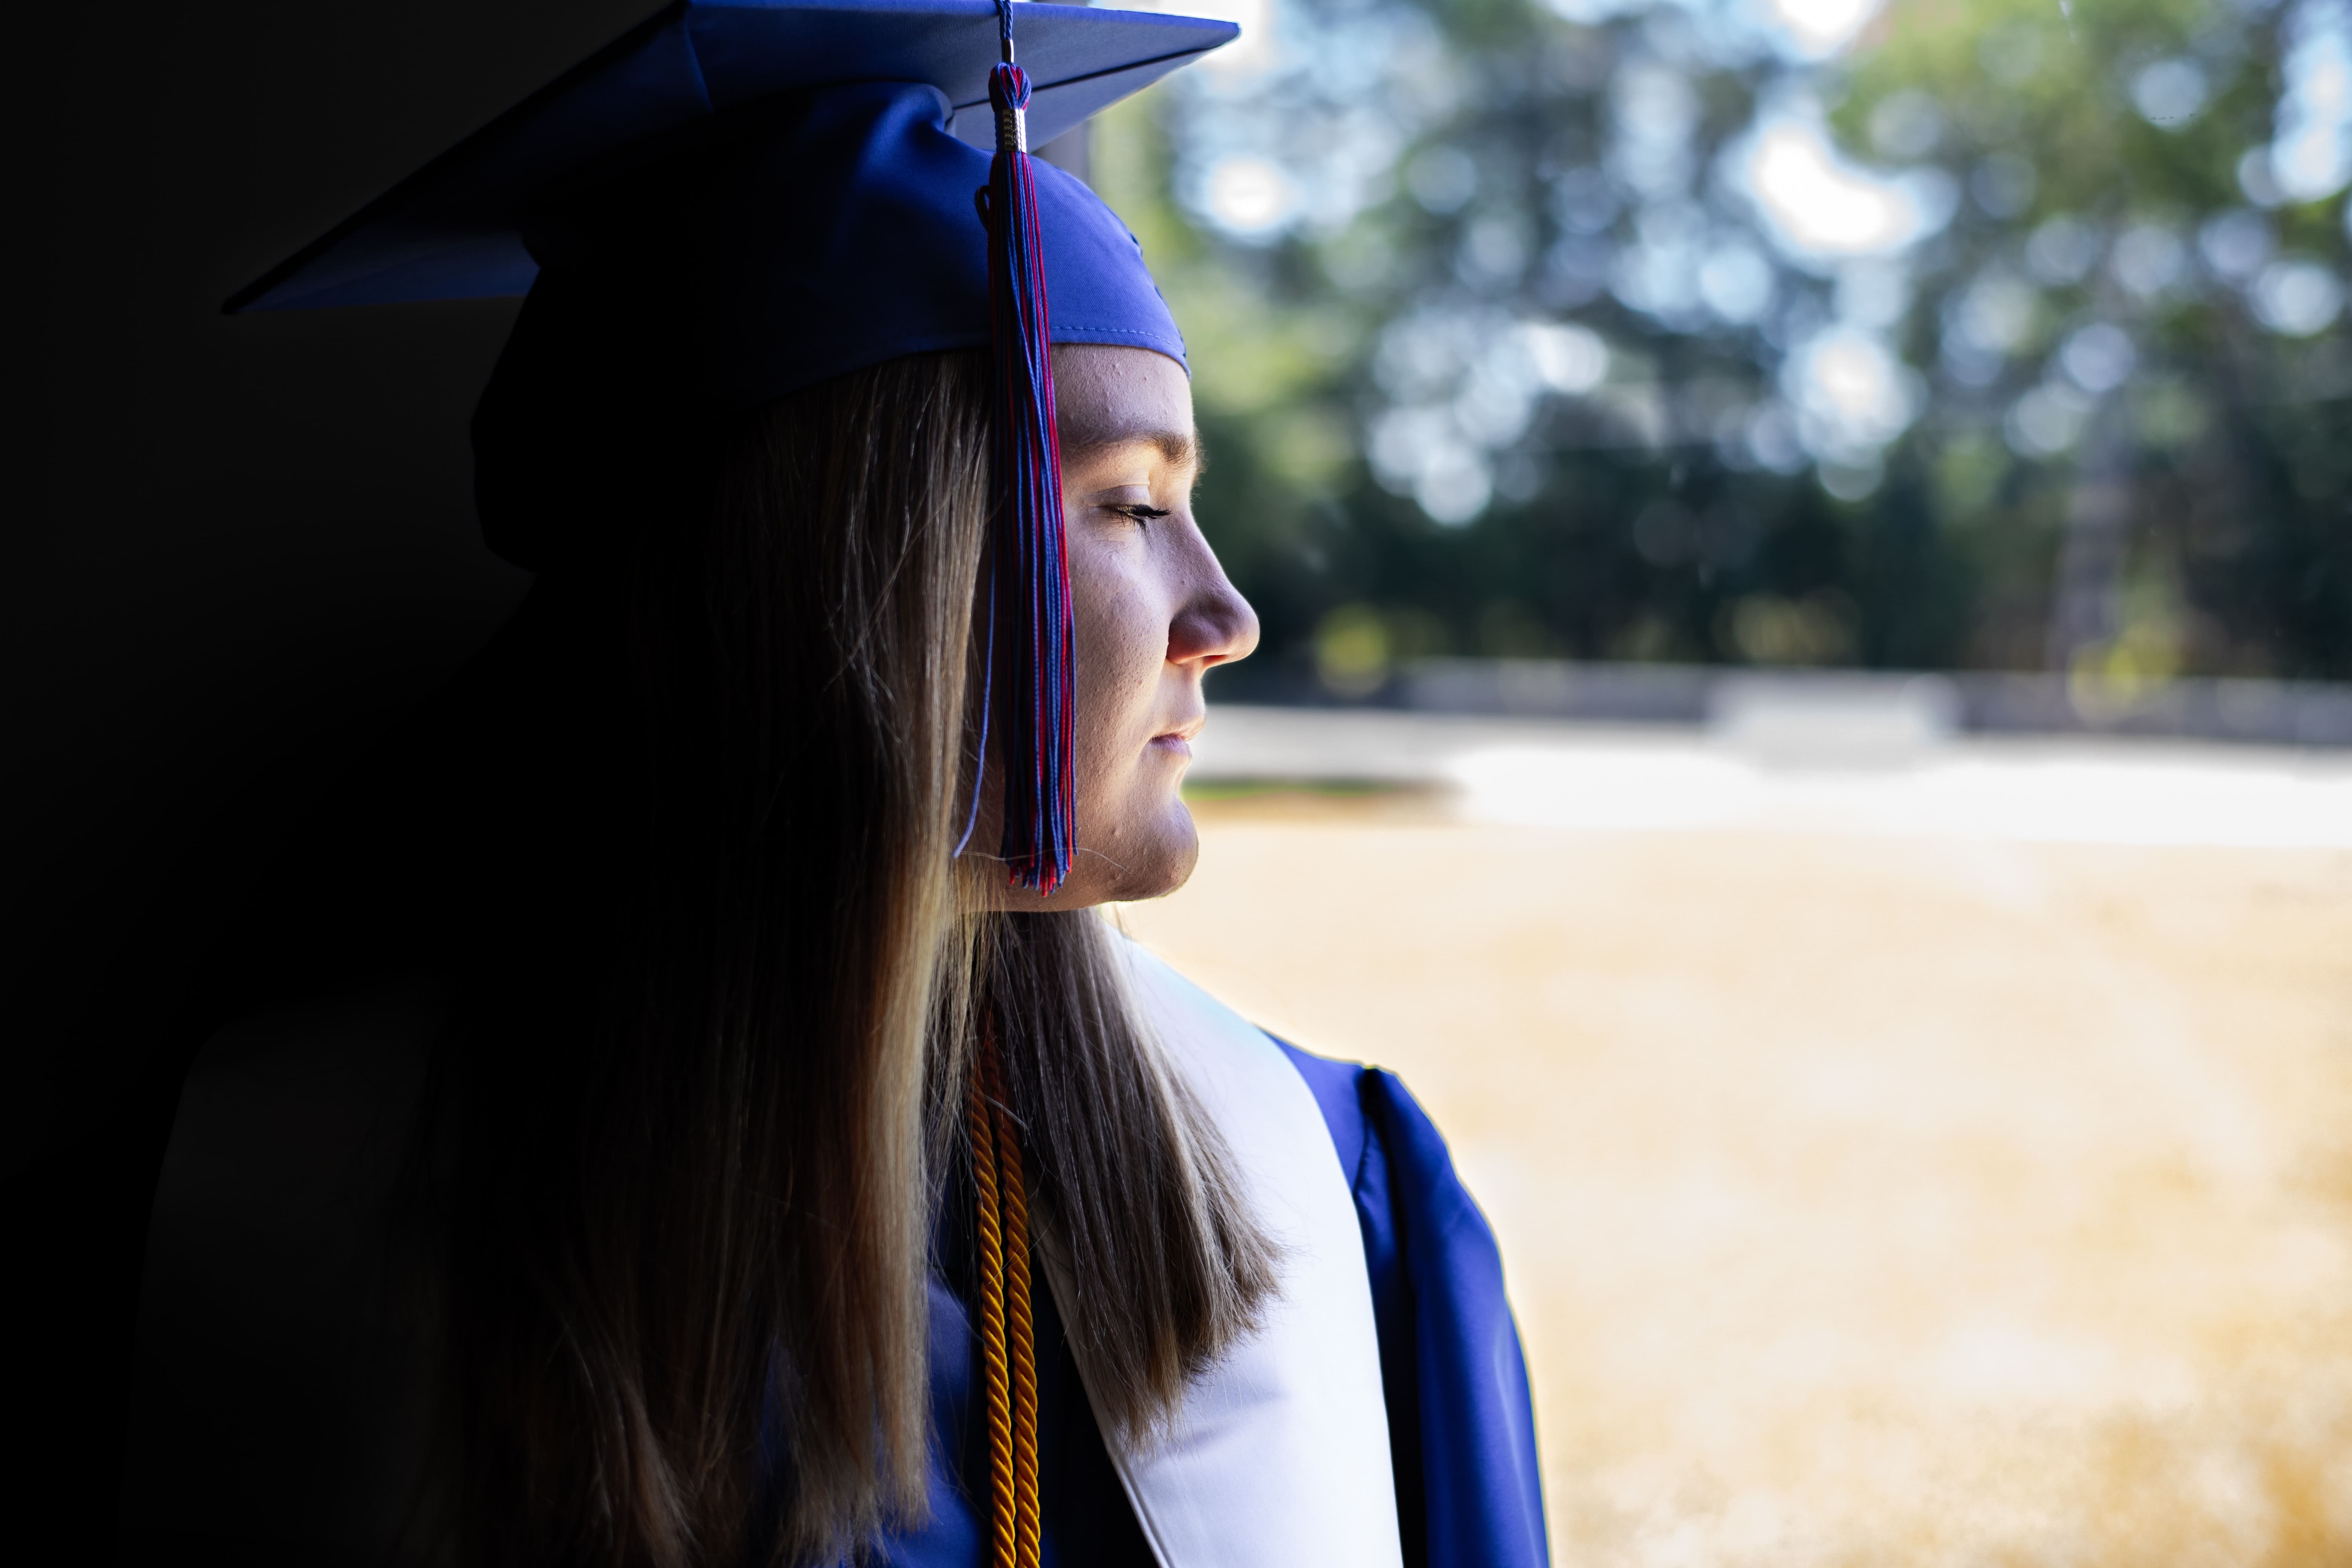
(1052, 345, 1196, 462)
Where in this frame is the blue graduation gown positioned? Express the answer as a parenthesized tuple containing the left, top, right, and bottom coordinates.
(877, 1038, 1549, 1568)
(1273, 1040, 1551, 1568)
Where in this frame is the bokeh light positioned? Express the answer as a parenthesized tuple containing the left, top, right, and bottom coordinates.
(1092, 0, 2352, 686)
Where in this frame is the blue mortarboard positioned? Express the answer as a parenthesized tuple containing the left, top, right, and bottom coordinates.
(226, 0, 1230, 321)
(228, 0, 1238, 894)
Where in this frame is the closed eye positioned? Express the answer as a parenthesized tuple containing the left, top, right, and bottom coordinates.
(1112, 504, 1170, 525)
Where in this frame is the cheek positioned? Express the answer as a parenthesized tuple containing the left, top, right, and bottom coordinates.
(1069, 557, 1163, 738)
(1064, 548, 1194, 891)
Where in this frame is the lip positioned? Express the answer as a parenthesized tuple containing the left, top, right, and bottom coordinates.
(1148, 733, 1194, 758)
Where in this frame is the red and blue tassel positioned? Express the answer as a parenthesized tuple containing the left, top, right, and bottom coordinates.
(971, 1, 1075, 896)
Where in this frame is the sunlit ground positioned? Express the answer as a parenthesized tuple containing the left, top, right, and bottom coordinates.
(1118, 742, 2352, 1565)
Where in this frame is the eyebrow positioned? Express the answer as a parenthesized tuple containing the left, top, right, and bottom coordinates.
(1058, 420, 1204, 475)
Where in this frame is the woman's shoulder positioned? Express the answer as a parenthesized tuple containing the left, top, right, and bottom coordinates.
(1115, 944, 1551, 1568)
(121, 971, 453, 1563)
(1101, 942, 1411, 1568)
(141, 972, 449, 1265)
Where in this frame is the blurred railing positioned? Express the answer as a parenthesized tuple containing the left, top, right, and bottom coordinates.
(1255, 658, 2352, 748)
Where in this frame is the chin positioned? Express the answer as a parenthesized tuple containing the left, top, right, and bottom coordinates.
(1118, 800, 1202, 902)
(1058, 794, 1199, 908)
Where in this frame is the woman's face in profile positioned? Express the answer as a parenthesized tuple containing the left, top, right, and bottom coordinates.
(997, 343, 1257, 910)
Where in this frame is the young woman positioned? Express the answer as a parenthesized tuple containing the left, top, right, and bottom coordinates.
(121, 4, 1546, 1566)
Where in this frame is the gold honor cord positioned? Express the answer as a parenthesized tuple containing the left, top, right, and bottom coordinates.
(966, 1019, 1042, 1568)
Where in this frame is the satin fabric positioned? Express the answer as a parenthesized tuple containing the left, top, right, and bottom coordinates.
(1086, 948, 1406, 1568)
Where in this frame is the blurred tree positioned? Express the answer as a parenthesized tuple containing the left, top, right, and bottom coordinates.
(1092, 0, 2352, 700)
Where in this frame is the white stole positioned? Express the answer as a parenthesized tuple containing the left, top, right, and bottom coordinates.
(1043, 941, 1406, 1568)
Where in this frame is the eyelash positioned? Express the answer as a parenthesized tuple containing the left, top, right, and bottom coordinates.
(1111, 504, 1169, 525)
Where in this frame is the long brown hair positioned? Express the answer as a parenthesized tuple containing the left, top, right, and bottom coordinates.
(426, 349, 1276, 1568)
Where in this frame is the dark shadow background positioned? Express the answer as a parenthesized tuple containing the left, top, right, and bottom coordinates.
(6, 0, 654, 1543)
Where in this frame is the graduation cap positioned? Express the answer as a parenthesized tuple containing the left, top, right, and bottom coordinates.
(228, 0, 1239, 895)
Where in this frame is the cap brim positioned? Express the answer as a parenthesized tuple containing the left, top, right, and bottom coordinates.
(225, 0, 1236, 314)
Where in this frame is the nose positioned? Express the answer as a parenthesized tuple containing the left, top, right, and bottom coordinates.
(1167, 527, 1260, 672)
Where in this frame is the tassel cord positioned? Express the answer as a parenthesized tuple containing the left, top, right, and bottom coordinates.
(983, 1035, 1042, 1567)
(979, 31, 1076, 894)
(964, 1029, 1019, 1568)
(967, 1017, 1041, 1568)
